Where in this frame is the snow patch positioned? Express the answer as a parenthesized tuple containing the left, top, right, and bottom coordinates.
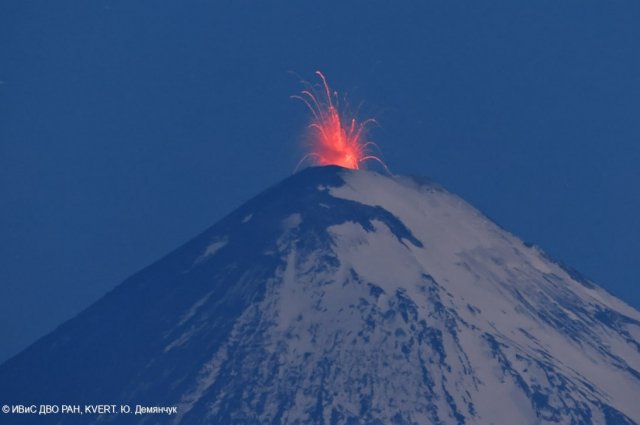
(281, 213, 302, 231)
(195, 237, 228, 263)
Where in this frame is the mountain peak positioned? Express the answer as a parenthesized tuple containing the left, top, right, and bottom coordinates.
(2, 166, 639, 424)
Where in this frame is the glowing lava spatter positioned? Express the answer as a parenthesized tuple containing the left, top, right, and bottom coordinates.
(293, 71, 387, 171)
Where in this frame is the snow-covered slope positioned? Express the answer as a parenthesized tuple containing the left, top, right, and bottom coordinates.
(1, 166, 639, 424)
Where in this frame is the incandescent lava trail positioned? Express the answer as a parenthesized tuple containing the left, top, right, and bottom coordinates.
(293, 71, 387, 171)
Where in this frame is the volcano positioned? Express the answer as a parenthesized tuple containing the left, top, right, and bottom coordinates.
(1, 166, 639, 424)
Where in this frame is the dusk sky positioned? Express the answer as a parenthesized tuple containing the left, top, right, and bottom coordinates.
(1, 1, 639, 363)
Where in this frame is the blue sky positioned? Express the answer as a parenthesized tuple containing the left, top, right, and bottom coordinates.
(1, 1, 639, 363)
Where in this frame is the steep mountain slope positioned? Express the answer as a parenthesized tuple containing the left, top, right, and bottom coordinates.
(1, 166, 639, 424)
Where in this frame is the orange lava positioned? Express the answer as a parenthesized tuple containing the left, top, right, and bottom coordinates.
(293, 71, 386, 171)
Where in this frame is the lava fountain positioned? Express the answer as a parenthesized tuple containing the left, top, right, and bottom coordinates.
(293, 71, 387, 171)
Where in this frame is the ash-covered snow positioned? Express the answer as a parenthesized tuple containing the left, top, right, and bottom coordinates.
(1, 166, 638, 425)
